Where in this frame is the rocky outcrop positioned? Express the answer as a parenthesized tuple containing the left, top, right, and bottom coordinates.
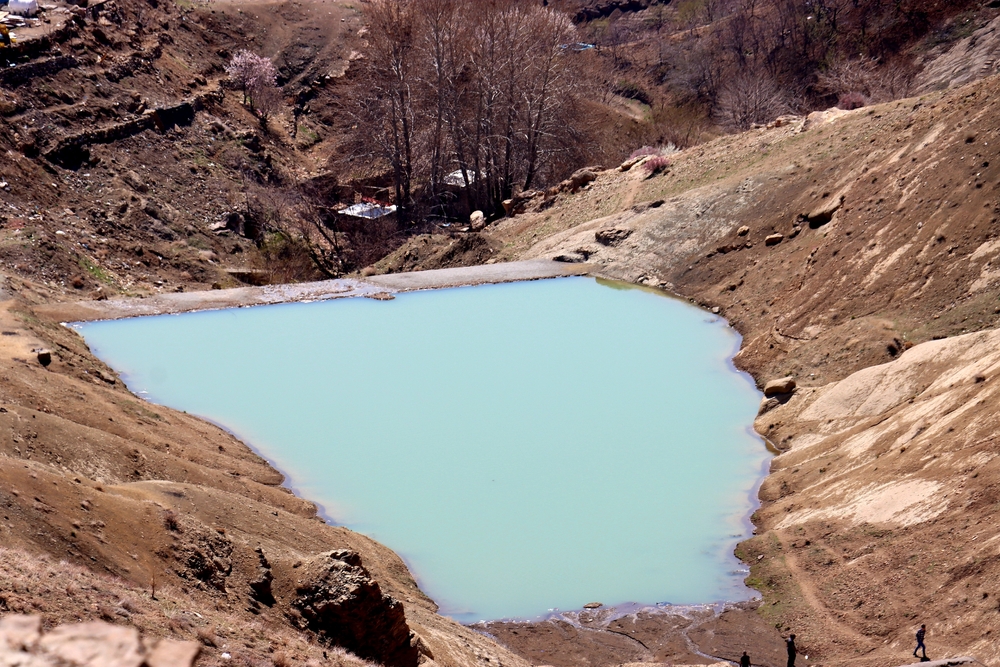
(0, 56, 80, 88)
(291, 550, 419, 667)
(162, 517, 234, 592)
(249, 545, 276, 607)
(0, 615, 200, 667)
(596, 228, 633, 247)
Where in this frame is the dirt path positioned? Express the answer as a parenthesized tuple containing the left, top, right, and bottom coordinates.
(774, 533, 878, 651)
(621, 170, 645, 209)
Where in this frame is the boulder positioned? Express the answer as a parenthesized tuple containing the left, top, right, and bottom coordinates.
(806, 193, 844, 227)
(618, 156, 646, 172)
(469, 210, 485, 231)
(35, 349, 52, 367)
(0, 617, 199, 667)
(553, 252, 587, 263)
(0, 615, 41, 651)
(144, 639, 200, 667)
(765, 233, 784, 246)
(595, 228, 632, 246)
(736, 225, 750, 236)
(292, 550, 419, 667)
(560, 168, 597, 193)
(39, 622, 143, 667)
(583, 602, 603, 609)
(763, 377, 796, 397)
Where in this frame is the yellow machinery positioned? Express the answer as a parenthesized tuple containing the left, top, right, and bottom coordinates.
(0, 24, 11, 47)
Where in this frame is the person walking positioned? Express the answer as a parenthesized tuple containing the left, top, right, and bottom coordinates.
(785, 634, 797, 667)
(914, 624, 927, 659)
(740, 651, 751, 667)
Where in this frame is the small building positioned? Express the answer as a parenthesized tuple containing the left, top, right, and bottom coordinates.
(6, 0, 39, 17)
(443, 169, 478, 188)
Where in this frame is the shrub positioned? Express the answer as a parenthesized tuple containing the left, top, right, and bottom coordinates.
(642, 155, 671, 176)
(629, 143, 678, 160)
(162, 509, 180, 532)
(837, 91, 868, 110)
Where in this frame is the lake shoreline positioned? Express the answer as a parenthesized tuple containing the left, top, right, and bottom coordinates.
(35, 260, 593, 323)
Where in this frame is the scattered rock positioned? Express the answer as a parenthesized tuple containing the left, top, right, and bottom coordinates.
(765, 233, 784, 246)
(366, 292, 395, 301)
(763, 377, 796, 397)
(70, 274, 86, 289)
(618, 155, 647, 172)
(737, 225, 750, 236)
(595, 228, 632, 246)
(291, 550, 419, 667)
(96, 369, 116, 384)
(711, 306, 721, 314)
(630, 199, 665, 213)
(503, 191, 542, 216)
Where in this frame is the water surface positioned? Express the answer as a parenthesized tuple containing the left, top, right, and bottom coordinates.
(75, 277, 767, 622)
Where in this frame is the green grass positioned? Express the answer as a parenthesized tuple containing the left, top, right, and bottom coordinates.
(79, 256, 113, 284)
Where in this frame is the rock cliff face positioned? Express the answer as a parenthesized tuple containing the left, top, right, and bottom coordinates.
(291, 551, 421, 667)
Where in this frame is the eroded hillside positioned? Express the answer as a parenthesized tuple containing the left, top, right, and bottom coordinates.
(376, 72, 1000, 666)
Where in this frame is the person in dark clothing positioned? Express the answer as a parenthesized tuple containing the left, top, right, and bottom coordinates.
(740, 651, 751, 667)
(785, 634, 797, 667)
(914, 624, 927, 659)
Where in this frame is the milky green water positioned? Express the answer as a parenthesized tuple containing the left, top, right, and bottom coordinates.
(74, 277, 768, 622)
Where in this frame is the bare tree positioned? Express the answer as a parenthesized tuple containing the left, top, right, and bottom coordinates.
(716, 70, 788, 130)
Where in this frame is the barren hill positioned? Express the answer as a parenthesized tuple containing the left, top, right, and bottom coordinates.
(4, 0, 1000, 666)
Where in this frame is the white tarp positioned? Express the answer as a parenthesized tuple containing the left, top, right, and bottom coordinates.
(7, 0, 38, 17)
(340, 203, 397, 219)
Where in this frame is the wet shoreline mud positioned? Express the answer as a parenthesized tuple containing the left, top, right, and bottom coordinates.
(476, 601, 786, 667)
(34, 260, 593, 323)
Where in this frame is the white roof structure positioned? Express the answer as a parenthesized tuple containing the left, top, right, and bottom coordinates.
(7, 0, 38, 17)
(444, 169, 478, 187)
(340, 203, 397, 219)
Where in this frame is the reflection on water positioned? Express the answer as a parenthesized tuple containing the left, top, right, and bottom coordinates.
(75, 277, 768, 622)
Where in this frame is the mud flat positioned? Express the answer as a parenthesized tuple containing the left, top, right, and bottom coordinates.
(35, 260, 593, 323)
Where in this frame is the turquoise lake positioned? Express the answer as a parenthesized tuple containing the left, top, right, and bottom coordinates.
(74, 277, 768, 622)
